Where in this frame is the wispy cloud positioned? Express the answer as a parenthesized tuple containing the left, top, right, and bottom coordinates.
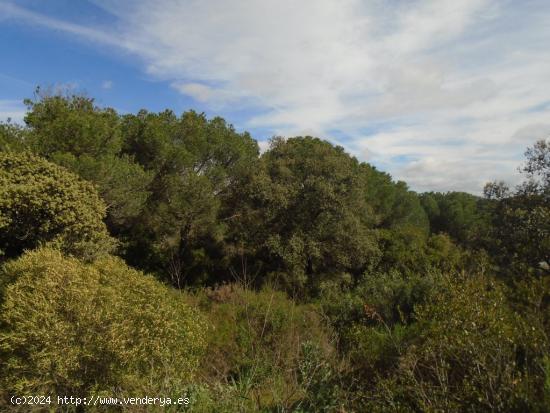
(3, 0, 550, 193)
(0, 2, 120, 46)
(101, 80, 113, 90)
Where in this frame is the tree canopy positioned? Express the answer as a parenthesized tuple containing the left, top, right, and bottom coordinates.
(235, 137, 381, 294)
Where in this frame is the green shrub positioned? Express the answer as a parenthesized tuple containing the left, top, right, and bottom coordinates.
(368, 274, 549, 412)
(189, 284, 333, 411)
(294, 341, 345, 413)
(320, 270, 441, 354)
(0, 248, 207, 406)
(320, 272, 550, 412)
(0, 151, 115, 261)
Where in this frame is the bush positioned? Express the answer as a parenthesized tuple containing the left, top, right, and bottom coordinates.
(367, 274, 549, 412)
(189, 284, 333, 411)
(320, 272, 550, 412)
(0, 248, 207, 406)
(0, 152, 115, 261)
(320, 270, 441, 352)
(294, 341, 345, 413)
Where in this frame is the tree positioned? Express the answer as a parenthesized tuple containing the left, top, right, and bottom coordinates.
(0, 248, 207, 401)
(522, 138, 550, 193)
(52, 152, 152, 228)
(24, 89, 122, 158)
(232, 137, 380, 295)
(359, 164, 446, 274)
(361, 164, 429, 233)
(0, 152, 114, 261)
(23, 91, 152, 231)
(0, 121, 27, 152)
(420, 191, 491, 247)
(484, 139, 550, 275)
(120, 109, 259, 286)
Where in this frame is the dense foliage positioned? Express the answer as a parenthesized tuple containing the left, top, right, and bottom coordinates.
(229, 136, 381, 296)
(0, 151, 114, 262)
(0, 91, 548, 411)
(0, 248, 206, 408)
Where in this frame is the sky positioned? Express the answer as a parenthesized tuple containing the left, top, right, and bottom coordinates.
(1, 0, 550, 194)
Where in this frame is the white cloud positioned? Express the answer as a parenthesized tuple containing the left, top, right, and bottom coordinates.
(170, 81, 244, 108)
(101, 80, 113, 90)
(0, 100, 26, 124)
(4, 0, 550, 193)
(397, 156, 521, 194)
(511, 123, 550, 143)
(257, 140, 270, 154)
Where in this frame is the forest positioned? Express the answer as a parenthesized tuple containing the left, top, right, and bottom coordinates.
(0, 90, 549, 412)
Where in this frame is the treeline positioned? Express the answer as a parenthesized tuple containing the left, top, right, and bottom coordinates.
(0, 90, 548, 412)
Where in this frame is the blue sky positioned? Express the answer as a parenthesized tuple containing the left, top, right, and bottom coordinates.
(1, 0, 550, 193)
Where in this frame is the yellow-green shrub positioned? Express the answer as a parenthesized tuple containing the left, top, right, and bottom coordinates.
(0, 248, 207, 403)
(0, 151, 115, 261)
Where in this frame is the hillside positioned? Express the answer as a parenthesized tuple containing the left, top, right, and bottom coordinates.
(0, 92, 549, 412)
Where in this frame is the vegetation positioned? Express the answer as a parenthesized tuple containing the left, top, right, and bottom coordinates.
(0, 248, 206, 409)
(0, 90, 548, 411)
(0, 151, 115, 262)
